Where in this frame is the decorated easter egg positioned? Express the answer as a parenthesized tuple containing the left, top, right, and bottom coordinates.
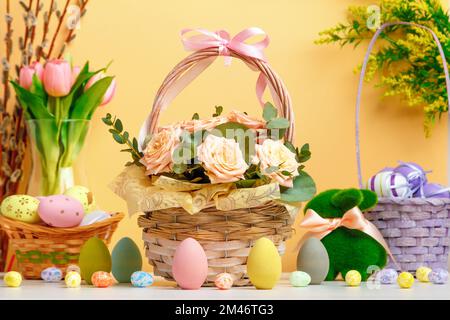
(366, 171, 410, 198)
(91, 271, 114, 288)
(345, 270, 362, 287)
(4, 271, 22, 287)
(172, 238, 208, 290)
(394, 162, 427, 194)
(131, 271, 154, 287)
(214, 273, 234, 290)
(37, 195, 84, 227)
(79, 237, 112, 285)
(417, 183, 450, 199)
(376, 268, 398, 284)
(64, 185, 95, 213)
(397, 272, 414, 288)
(112, 237, 142, 283)
(416, 266, 432, 282)
(1, 195, 40, 223)
(297, 238, 329, 284)
(41, 267, 63, 282)
(289, 271, 311, 287)
(247, 237, 282, 290)
(429, 268, 448, 284)
(66, 264, 81, 274)
(65, 271, 82, 288)
(79, 210, 111, 226)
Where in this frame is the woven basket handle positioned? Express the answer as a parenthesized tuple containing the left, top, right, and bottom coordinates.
(139, 46, 295, 145)
(356, 22, 450, 188)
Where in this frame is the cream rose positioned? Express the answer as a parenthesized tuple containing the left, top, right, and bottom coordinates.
(227, 110, 265, 129)
(140, 126, 181, 175)
(197, 134, 249, 184)
(254, 139, 299, 188)
(176, 116, 229, 132)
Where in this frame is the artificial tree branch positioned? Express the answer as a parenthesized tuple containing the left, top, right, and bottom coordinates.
(36, 0, 55, 61)
(46, 0, 71, 59)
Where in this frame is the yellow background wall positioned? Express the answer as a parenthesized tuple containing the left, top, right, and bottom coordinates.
(3, 0, 450, 272)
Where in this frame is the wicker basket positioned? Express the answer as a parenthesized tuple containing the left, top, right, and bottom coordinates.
(138, 30, 297, 286)
(0, 213, 124, 279)
(355, 22, 450, 272)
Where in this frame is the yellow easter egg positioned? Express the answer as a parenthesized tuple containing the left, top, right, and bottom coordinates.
(65, 271, 82, 288)
(4, 271, 22, 287)
(416, 266, 432, 283)
(1, 195, 40, 223)
(345, 270, 362, 287)
(247, 237, 281, 290)
(398, 272, 414, 288)
(64, 186, 95, 213)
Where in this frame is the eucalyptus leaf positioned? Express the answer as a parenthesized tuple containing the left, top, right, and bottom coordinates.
(280, 171, 316, 202)
(267, 118, 290, 129)
(263, 102, 278, 121)
(114, 119, 123, 132)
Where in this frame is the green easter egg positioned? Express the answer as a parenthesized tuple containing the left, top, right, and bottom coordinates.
(79, 237, 111, 285)
(1, 195, 41, 223)
(290, 271, 311, 287)
(64, 185, 95, 213)
(111, 237, 142, 283)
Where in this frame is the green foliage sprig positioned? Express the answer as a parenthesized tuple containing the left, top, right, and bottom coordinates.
(316, 0, 450, 136)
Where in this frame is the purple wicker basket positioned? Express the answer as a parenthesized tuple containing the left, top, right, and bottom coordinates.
(355, 22, 450, 272)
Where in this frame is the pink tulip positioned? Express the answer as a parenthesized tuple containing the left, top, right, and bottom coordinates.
(85, 71, 116, 106)
(19, 61, 43, 90)
(71, 66, 81, 85)
(42, 59, 72, 97)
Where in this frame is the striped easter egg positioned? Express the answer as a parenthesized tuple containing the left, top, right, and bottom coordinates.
(366, 171, 410, 198)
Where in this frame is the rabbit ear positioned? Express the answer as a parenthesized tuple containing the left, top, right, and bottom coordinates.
(331, 188, 364, 213)
(358, 189, 378, 211)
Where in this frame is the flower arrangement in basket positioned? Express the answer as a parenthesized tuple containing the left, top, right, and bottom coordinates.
(108, 28, 316, 286)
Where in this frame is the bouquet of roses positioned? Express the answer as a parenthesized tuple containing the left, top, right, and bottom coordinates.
(11, 59, 116, 195)
(104, 102, 315, 204)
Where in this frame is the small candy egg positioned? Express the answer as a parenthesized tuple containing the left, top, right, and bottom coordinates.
(376, 268, 398, 284)
(416, 266, 432, 282)
(41, 267, 63, 282)
(429, 268, 448, 285)
(38, 195, 84, 227)
(345, 270, 362, 287)
(397, 272, 414, 288)
(65, 271, 82, 288)
(64, 186, 96, 213)
(4, 271, 22, 287)
(91, 271, 114, 288)
(66, 264, 81, 274)
(130, 271, 154, 288)
(289, 271, 311, 287)
(1, 195, 41, 223)
(214, 273, 234, 290)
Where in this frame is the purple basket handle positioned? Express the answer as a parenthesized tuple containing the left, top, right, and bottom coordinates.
(356, 22, 450, 188)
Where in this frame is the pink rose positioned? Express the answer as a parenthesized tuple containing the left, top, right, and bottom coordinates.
(253, 139, 299, 188)
(227, 110, 265, 129)
(197, 134, 248, 184)
(140, 127, 181, 175)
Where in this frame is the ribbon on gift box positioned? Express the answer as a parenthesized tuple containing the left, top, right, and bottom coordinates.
(294, 206, 399, 268)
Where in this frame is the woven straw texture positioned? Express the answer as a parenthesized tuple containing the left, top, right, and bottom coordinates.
(138, 202, 293, 286)
(366, 198, 450, 272)
(0, 213, 124, 279)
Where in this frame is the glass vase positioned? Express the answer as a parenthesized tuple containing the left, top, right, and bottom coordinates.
(26, 119, 90, 196)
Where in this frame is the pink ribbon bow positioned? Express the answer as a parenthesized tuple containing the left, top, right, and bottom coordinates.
(296, 207, 398, 268)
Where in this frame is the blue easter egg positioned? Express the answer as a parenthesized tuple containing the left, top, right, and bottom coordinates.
(131, 271, 154, 287)
(41, 267, 63, 282)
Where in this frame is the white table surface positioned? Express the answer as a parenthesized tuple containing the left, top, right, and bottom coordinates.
(0, 273, 449, 300)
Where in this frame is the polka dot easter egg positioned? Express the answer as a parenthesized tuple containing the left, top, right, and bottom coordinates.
(345, 270, 362, 287)
(397, 272, 414, 289)
(4, 271, 22, 287)
(214, 273, 234, 290)
(131, 271, 154, 288)
(91, 271, 114, 288)
(38, 195, 84, 227)
(41, 267, 63, 282)
(64, 186, 96, 213)
(65, 271, 82, 288)
(376, 268, 398, 284)
(416, 266, 432, 283)
(1, 195, 41, 223)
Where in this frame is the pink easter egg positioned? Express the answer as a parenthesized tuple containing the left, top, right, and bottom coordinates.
(172, 238, 208, 290)
(37, 195, 84, 227)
